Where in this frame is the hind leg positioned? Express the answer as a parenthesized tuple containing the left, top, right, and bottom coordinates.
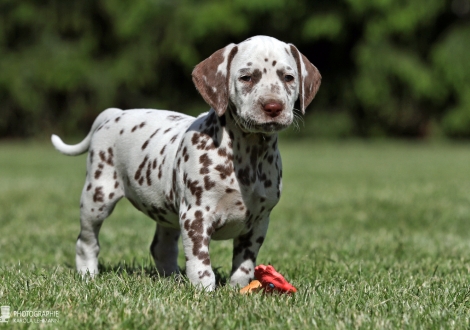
(76, 201, 104, 276)
(76, 187, 123, 276)
(76, 148, 124, 276)
(150, 224, 180, 276)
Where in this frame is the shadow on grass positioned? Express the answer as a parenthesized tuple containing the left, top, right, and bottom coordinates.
(97, 261, 230, 286)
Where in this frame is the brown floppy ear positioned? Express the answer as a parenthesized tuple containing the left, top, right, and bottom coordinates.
(192, 44, 239, 116)
(289, 44, 322, 114)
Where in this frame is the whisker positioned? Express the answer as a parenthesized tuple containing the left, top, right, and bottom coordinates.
(292, 108, 304, 132)
(292, 116, 300, 132)
(294, 114, 304, 127)
(292, 118, 300, 132)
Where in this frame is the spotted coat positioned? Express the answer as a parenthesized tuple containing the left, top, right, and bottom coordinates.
(51, 35, 321, 291)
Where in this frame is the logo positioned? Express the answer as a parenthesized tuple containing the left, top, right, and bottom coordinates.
(0, 306, 10, 323)
(0, 306, 59, 324)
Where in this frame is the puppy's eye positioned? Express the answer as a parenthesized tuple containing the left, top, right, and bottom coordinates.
(284, 75, 294, 83)
(240, 75, 252, 82)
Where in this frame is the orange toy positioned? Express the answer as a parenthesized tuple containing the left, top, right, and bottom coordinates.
(240, 265, 297, 294)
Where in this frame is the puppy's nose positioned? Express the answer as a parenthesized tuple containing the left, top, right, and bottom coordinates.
(263, 102, 283, 118)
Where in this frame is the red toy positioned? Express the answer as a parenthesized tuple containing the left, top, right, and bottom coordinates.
(240, 265, 297, 294)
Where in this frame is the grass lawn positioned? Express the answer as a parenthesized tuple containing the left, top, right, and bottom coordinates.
(1, 140, 470, 329)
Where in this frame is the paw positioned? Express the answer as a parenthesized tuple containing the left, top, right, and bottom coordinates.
(156, 264, 180, 277)
(187, 267, 216, 291)
(77, 267, 99, 279)
(229, 271, 252, 288)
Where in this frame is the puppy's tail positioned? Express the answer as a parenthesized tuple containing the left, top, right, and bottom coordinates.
(51, 108, 122, 156)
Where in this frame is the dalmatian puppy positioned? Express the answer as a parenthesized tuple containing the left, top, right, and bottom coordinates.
(51, 35, 321, 290)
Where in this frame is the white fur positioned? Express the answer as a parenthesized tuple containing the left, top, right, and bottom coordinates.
(228, 36, 299, 133)
(52, 36, 320, 291)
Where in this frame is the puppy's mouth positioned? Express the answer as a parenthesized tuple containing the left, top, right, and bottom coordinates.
(236, 116, 292, 134)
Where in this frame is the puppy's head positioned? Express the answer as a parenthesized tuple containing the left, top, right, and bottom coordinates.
(192, 36, 321, 134)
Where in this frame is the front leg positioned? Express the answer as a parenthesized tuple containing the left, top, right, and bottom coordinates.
(180, 208, 216, 291)
(230, 216, 269, 287)
(150, 224, 180, 276)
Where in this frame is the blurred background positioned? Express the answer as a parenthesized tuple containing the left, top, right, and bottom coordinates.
(0, 0, 469, 140)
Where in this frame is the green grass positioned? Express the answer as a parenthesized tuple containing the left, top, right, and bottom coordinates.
(1, 140, 470, 329)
